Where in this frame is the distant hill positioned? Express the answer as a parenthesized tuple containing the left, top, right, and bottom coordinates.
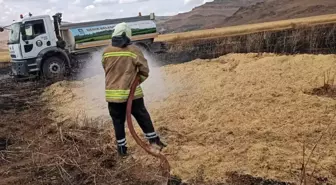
(158, 0, 265, 33)
(213, 0, 336, 27)
(159, 0, 336, 33)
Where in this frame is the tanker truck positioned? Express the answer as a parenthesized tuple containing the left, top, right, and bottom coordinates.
(1, 12, 166, 79)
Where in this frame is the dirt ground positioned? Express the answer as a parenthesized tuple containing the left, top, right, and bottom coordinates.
(0, 75, 176, 185)
(39, 53, 336, 184)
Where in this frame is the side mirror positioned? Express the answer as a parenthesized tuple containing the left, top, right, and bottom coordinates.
(0, 27, 4, 32)
(20, 24, 27, 40)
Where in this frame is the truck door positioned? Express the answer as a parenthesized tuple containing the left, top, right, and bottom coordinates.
(21, 19, 50, 59)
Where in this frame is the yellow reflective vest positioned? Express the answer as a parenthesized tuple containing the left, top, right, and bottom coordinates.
(101, 45, 149, 103)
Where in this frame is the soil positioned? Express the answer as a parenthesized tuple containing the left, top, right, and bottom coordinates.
(40, 53, 336, 184)
(0, 72, 169, 185)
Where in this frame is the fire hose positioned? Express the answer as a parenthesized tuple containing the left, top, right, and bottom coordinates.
(126, 76, 171, 185)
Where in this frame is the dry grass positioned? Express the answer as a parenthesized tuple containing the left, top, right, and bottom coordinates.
(154, 53, 336, 184)
(42, 53, 336, 184)
(0, 51, 10, 63)
(155, 13, 336, 43)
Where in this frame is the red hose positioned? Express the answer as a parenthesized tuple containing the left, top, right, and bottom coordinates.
(126, 76, 171, 185)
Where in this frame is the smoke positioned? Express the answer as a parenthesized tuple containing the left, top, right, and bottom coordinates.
(78, 49, 105, 80)
(66, 49, 109, 123)
(79, 49, 106, 103)
(141, 50, 169, 105)
(73, 47, 169, 121)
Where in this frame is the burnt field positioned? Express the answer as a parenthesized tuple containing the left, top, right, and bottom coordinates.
(0, 74, 165, 185)
(156, 22, 336, 65)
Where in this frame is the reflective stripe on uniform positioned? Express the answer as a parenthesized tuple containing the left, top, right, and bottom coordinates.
(117, 138, 127, 146)
(145, 132, 156, 137)
(106, 86, 143, 101)
(102, 51, 137, 63)
(117, 138, 126, 143)
(118, 141, 127, 146)
(145, 132, 158, 139)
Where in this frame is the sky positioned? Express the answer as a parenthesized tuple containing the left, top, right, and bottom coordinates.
(0, 0, 213, 25)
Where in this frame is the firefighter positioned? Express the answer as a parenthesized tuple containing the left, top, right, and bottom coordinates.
(101, 22, 167, 156)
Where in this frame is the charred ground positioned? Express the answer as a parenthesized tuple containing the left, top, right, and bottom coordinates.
(0, 73, 164, 185)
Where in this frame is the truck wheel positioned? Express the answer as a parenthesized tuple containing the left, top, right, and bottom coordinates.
(42, 56, 66, 80)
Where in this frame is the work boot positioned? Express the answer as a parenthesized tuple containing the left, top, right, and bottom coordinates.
(117, 145, 128, 157)
(148, 136, 167, 151)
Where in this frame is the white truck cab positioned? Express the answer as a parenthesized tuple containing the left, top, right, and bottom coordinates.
(19, 15, 58, 59)
(2, 13, 165, 79)
(8, 15, 59, 77)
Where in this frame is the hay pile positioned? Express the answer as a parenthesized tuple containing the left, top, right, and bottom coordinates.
(42, 53, 336, 184)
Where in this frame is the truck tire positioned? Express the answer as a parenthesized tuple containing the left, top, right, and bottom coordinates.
(42, 56, 66, 80)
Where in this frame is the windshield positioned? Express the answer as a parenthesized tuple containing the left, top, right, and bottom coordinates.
(8, 22, 21, 44)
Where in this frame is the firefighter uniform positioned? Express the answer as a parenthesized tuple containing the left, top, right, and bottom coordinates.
(102, 22, 166, 156)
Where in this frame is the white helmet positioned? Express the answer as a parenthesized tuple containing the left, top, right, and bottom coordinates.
(112, 22, 132, 38)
